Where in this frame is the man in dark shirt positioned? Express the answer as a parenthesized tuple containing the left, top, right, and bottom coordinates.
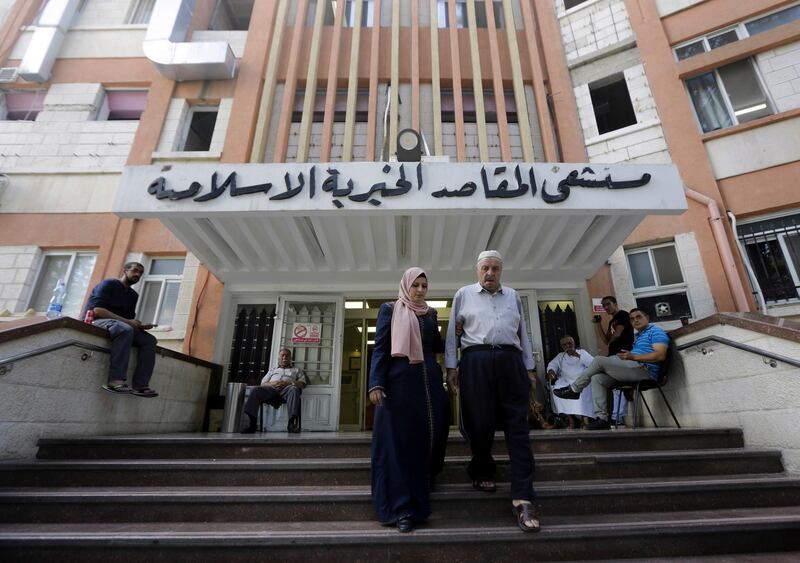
(593, 295, 634, 356)
(85, 262, 159, 397)
(593, 295, 634, 423)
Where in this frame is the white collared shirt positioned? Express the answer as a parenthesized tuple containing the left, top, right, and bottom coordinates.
(444, 283, 536, 370)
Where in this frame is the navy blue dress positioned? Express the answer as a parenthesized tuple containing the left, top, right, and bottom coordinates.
(369, 302, 450, 524)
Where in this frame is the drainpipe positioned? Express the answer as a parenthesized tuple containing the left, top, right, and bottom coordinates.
(684, 187, 751, 312)
(727, 210, 768, 314)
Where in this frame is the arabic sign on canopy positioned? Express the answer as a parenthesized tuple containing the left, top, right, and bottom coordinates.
(292, 322, 321, 344)
(115, 161, 687, 216)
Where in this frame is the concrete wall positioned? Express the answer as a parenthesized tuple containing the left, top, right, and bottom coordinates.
(0, 246, 40, 314)
(705, 115, 800, 180)
(0, 83, 139, 174)
(0, 322, 217, 460)
(757, 40, 800, 113)
(651, 323, 800, 472)
(555, 0, 633, 62)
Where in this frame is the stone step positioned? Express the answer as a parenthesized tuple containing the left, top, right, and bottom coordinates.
(34, 428, 745, 460)
(2, 474, 799, 524)
(0, 448, 784, 487)
(2, 506, 800, 561)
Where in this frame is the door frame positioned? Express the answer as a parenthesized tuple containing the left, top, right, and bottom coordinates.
(271, 293, 345, 431)
(214, 291, 278, 394)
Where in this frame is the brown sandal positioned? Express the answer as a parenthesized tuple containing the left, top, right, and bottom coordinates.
(512, 503, 541, 533)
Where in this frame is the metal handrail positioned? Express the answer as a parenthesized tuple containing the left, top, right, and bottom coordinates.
(676, 335, 800, 369)
(0, 340, 110, 368)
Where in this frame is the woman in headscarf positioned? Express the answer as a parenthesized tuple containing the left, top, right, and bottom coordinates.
(368, 267, 450, 533)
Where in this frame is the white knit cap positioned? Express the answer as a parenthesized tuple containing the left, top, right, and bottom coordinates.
(477, 250, 503, 265)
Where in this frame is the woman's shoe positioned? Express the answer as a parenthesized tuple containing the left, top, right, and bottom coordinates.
(397, 516, 414, 533)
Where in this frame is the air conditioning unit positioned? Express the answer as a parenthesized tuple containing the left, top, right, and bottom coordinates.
(0, 67, 18, 83)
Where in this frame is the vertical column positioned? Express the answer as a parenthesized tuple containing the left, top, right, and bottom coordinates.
(429, 0, 443, 155)
(484, 0, 511, 161)
(273, 0, 312, 163)
(343, 0, 365, 162)
(411, 0, 421, 131)
(447, 0, 466, 161)
(297, 0, 330, 162)
(517, 0, 558, 161)
(389, 0, 401, 157)
(366, 0, 383, 161)
(223, 0, 279, 163)
(465, 0, 488, 161)
(251, 0, 291, 162)
(501, 0, 533, 162)
(320, 0, 347, 161)
(532, 0, 586, 162)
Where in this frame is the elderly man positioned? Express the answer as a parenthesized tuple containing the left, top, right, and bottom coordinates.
(445, 250, 540, 533)
(241, 348, 308, 434)
(554, 308, 669, 430)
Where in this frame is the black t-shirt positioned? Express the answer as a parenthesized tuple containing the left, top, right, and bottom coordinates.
(607, 309, 634, 356)
(85, 279, 139, 319)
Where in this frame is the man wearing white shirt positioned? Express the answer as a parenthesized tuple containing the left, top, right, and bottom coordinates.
(445, 250, 540, 533)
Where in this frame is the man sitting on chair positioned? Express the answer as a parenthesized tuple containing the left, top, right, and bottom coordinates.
(554, 308, 668, 430)
(241, 348, 308, 434)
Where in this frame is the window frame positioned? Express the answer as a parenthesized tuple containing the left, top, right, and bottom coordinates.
(344, 0, 374, 27)
(588, 73, 638, 136)
(672, 2, 800, 61)
(684, 57, 775, 133)
(625, 242, 687, 295)
(135, 256, 186, 326)
(27, 250, 98, 314)
(178, 105, 219, 152)
(737, 211, 800, 304)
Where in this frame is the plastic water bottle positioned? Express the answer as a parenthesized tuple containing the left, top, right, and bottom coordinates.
(45, 278, 67, 319)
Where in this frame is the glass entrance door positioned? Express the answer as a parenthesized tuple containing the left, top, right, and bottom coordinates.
(268, 295, 343, 431)
(339, 298, 454, 431)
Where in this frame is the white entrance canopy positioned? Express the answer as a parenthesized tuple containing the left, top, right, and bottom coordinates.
(114, 162, 687, 289)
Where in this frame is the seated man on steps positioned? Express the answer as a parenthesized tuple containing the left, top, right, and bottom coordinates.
(554, 308, 669, 430)
(241, 348, 308, 434)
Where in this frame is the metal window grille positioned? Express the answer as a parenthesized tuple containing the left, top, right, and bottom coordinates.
(737, 214, 800, 304)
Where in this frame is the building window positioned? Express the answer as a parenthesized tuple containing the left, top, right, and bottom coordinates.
(437, 0, 502, 28)
(127, 0, 156, 24)
(686, 58, 773, 133)
(674, 3, 800, 61)
(344, 0, 374, 27)
(28, 252, 97, 318)
(209, 0, 254, 31)
(180, 106, 218, 151)
(292, 89, 368, 123)
(99, 90, 148, 120)
(137, 258, 185, 327)
(2, 91, 45, 121)
(564, 0, 592, 10)
(437, 0, 467, 28)
(737, 213, 800, 303)
(307, 0, 336, 26)
(589, 74, 637, 135)
(626, 243, 691, 322)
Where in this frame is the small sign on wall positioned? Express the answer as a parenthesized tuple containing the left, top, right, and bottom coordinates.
(592, 298, 606, 313)
(292, 322, 321, 344)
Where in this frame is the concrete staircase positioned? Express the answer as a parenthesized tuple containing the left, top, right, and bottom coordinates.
(2, 428, 800, 561)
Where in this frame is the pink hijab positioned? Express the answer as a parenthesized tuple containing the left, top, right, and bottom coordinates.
(391, 267, 430, 364)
